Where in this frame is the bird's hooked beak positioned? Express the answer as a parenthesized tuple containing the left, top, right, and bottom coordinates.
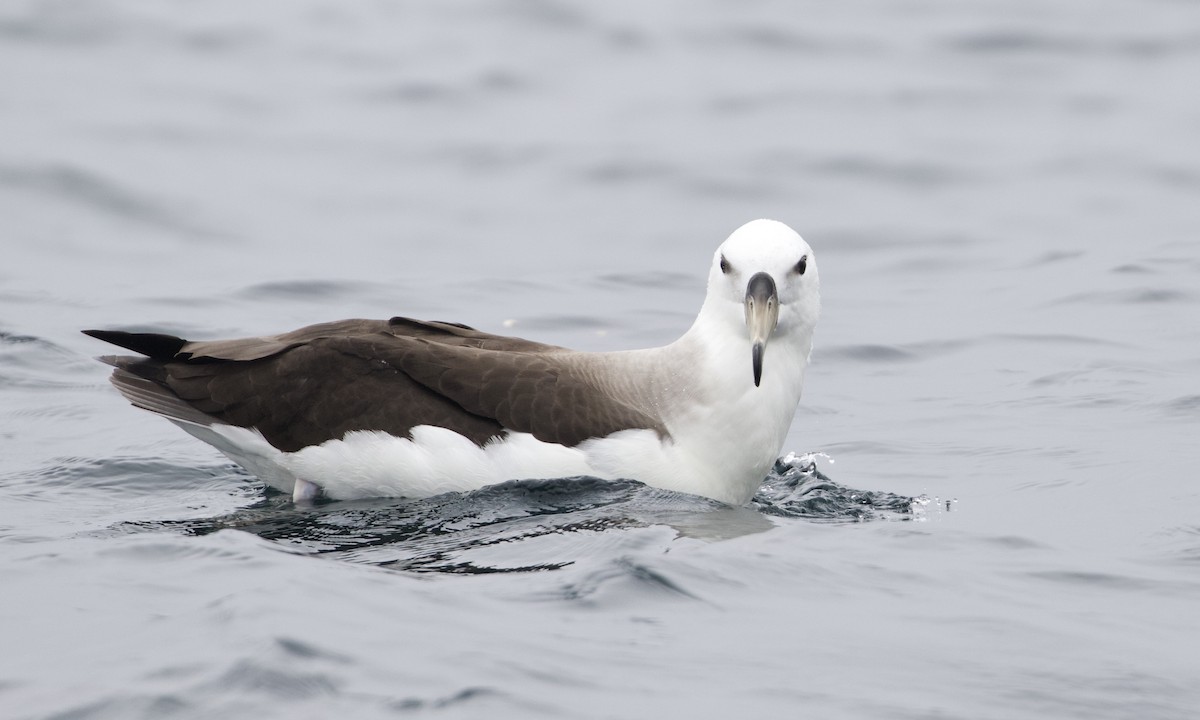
(744, 272, 779, 387)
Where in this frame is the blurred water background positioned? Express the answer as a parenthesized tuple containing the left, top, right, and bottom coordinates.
(2, 1, 1200, 718)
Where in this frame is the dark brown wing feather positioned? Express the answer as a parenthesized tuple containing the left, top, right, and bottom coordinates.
(388, 340, 666, 447)
(85, 317, 665, 452)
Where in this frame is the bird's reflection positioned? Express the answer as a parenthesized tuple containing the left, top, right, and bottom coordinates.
(126, 457, 918, 575)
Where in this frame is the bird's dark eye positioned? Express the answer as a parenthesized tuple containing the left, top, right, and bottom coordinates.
(719, 255, 731, 274)
(795, 255, 808, 275)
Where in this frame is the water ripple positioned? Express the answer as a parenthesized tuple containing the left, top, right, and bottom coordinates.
(210, 659, 338, 699)
(1163, 394, 1200, 416)
(236, 279, 376, 302)
(0, 330, 95, 389)
(818, 344, 916, 364)
(104, 458, 918, 575)
(390, 686, 505, 713)
(595, 271, 695, 290)
(1052, 288, 1193, 305)
(0, 162, 212, 236)
(553, 556, 701, 604)
(0, 3, 120, 45)
(942, 31, 1200, 59)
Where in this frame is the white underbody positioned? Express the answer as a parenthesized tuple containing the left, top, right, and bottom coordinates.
(178, 421, 771, 505)
(176, 401, 784, 507)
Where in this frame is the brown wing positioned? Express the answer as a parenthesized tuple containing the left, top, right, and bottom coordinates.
(85, 316, 665, 452)
(384, 339, 667, 447)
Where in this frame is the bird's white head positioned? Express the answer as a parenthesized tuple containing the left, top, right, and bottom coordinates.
(699, 219, 821, 388)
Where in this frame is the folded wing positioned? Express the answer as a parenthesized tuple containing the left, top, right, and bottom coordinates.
(85, 317, 666, 453)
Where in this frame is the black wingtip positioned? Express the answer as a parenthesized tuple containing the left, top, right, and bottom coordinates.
(82, 329, 187, 360)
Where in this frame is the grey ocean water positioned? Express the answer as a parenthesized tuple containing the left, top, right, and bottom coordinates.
(3, 1, 1200, 718)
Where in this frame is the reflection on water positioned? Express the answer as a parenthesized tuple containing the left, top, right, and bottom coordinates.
(114, 457, 916, 574)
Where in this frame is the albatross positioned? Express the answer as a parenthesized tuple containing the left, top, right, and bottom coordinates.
(84, 219, 821, 505)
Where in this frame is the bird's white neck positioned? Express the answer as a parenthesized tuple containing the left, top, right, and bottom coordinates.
(647, 304, 813, 503)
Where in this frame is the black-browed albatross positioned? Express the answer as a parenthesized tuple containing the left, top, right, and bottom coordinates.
(85, 219, 821, 505)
